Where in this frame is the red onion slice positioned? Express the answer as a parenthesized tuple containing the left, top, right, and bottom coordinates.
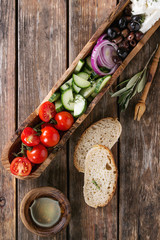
(101, 45, 116, 69)
(91, 39, 119, 76)
(97, 34, 107, 44)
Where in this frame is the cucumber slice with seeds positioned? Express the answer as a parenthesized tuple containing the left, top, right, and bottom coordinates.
(74, 59, 85, 73)
(73, 74, 91, 88)
(74, 94, 87, 117)
(94, 75, 111, 93)
(48, 92, 60, 102)
(77, 72, 89, 81)
(72, 81, 81, 93)
(91, 92, 98, 98)
(60, 78, 73, 92)
(89, 71, 99, 81)
(86, 56, 92, 70)
(80, 82, 97, 98)
(61, 88, 74, 111)
(55, 99, 64, 112)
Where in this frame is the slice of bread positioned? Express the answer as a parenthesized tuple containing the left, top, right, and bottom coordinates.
(83, 145, 117, 208)
(74, 118, 122, 173)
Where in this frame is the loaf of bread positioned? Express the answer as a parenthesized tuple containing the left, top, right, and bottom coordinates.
(83, 145, 118, 208)
(74, 118, 122, 173)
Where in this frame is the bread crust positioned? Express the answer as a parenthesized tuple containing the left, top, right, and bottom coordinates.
(74, 117, 121, 173)
(84, 145, 118, 208)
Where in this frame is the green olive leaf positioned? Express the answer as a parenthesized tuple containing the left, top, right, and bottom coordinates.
(111, 87, 128, 97)
(126, 71, 143, 89)
(137, 69, 147, 93)
(115, 79, 130, 88)
(124, 96, 131, 109)
(129, 84, 139, 100)
(118, 89, 132, 105)
(111, 48, 157, 112)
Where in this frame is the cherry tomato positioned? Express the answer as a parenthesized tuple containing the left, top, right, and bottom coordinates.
(21, 127, 40, 147)
(39, 101, 56, 122)
(10, 157, 32, 176)
(27, 144, 48, 164)
(40, 126, 60, 147)
(54, 111, 74, 131)
(41, 123, 54, 129)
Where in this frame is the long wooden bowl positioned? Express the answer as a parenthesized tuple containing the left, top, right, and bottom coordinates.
(1, 0, 160, 179)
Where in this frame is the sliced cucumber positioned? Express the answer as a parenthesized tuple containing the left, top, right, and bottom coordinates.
(90, 71, 99, 81)
(61, 88, 74, 111)
(55, 99, 64, 112)
(74, 94, 87, 117)
(94, 75, 111, 93)
(80, 82, 97, 98)
(91, 91, 98, 98)
(86, 56, 92, 70)
(72, 81, 81, 93)
(74, 59, 85, 73)
(48, 92, 60, 102)
(60, 78, 72, 92)
(83, 66, 93, 74)
(73, 74, 91, 88)
(77, 72, 89, 81)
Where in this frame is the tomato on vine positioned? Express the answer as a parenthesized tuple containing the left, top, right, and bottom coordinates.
(40, 126, 60, 147)
(54, 111, 74, 131)
(27, 144, 48, 164)
(21, 127, 40, 147)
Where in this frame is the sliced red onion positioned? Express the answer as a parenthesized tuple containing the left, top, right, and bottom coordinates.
(107, 63, 119, 75)
(97, 50, 108, 67)
(91, 39, 119, 76)
(101, 45, 116, 69)
(97, 34, 107, 44)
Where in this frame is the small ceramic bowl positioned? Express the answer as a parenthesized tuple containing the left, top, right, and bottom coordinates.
(20, 187, 71, 237)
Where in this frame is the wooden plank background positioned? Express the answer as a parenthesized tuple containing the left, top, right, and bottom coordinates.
(0, 0, 159, 240)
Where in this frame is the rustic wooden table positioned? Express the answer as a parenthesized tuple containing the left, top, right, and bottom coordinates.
(0, 1, 159, 239)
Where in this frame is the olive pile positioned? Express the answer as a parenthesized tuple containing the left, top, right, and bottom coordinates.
(106, 5, 144, 61)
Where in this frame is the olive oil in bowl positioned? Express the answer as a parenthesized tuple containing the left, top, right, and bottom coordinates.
(30, 197, 61, 228)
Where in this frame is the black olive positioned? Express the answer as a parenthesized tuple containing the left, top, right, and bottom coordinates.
(125, 16, 131, 22)
(131, 15, 142, 24)
(135, 31, 144, 41)
(118, 17, 127, 29)
(117, 47, 128, 59)
(107, 28, 117, 39)
(121, 28, 129, 38)
(127, 32, 135, 41)
(118, 39, 129, 49)
(129, 39, 137, 48)
(112, 55, 122, 64)
(129, 21, 140, 31)
(112, 36, 123, 44)
(113, 27, 121, 35)
(124, 5, 132, 15)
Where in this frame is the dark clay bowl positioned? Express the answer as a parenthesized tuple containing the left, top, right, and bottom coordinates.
(20, 187, 71, 237)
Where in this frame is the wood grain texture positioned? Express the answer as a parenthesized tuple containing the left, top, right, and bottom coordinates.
(0, 1, 16, 240)
(2, 1, 160, 180)
(17, 0, 67, 239)
(68, 1, 118, 239)
(119, 29, 160, 240)
(1, 0, 131, 179)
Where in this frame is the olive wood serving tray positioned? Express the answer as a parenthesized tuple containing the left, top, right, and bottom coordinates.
(1, 0, 160, 179)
